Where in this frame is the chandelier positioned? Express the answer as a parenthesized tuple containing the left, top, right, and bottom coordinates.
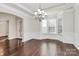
(34, 8, 47, 21)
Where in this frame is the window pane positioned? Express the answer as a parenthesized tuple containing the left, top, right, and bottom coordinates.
(41, 19, 48, 33)
(48, 19, 57, 33)
(58, 18, 62, 34)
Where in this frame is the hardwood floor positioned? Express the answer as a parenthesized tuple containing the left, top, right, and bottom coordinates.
(10, 39, 79, 56)
(0, 37, 79, 56)
(0, 36, 23, 56)
(0, 36, 9, 56)
(8, 38, 23, 55)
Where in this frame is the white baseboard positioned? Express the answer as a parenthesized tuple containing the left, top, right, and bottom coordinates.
(22, 32, 63, 42)
(73, 33, 79, 50)
(22, 32, 74, 43)
(62, 32, 74, 44)
(73, 43, 79, 50)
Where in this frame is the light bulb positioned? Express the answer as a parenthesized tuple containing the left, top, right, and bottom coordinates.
(34, 12, 37, 15)
(37, 9, 41, 12)
(45, 12, 47, 15)
(41, 10, 45, 13)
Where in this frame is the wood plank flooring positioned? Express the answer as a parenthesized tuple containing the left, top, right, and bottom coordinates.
(10, 39, 79, 56)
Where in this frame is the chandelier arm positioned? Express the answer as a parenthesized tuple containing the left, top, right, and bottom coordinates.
(34, 4, 47, 21)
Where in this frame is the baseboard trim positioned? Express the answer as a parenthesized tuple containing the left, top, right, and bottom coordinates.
(73, 43, 79, 50)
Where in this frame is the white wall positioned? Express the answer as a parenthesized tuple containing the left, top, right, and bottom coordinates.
(8, 15, 17, 39)
(0, 12, 41, 41)
(0, 21, 8, 36)
(0, 13, 22, 40)
(22, 15, 41, 42)
(74, 4, 79, 49)
(62, 9, 74, 43)
(16, 17, 23, 38)
(0, 13, 9, 37)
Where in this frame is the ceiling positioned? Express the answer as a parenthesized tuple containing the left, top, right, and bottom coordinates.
(0, 3, 73, 16)
(20, 3, 65, 12)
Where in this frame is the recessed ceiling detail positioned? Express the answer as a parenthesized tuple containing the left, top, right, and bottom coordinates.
(0, 3, 73, 16)
(20, 3, 65, 12)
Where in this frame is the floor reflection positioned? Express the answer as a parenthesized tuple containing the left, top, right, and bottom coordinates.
(12, 39, 79, 56)
(40, 42, 57, 56)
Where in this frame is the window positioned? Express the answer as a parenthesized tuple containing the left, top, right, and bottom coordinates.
(58, 18, 62, 34)
(48, 18, 57, 34)
(41, 19, 48, 33)
(41, 15, 62, 34)
(41, 18, 57, 34)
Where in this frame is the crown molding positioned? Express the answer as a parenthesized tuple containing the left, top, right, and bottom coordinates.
(14, 3, 33, 16)
(0, 3, 31, 18)
(0, 3, 74, 17)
